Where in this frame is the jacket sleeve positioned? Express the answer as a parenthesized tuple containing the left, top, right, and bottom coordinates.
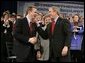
(37, 25, 49, 40)
(13, 19, 29, 44)
(78, 26, 84, 34)
(62, 19, 71, 48)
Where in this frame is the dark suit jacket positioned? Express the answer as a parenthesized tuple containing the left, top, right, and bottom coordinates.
(1, 20, 13, 42)
(13, 17, 37, 61)
(38, 17, 71, 57)
(1, 20, 13, 61)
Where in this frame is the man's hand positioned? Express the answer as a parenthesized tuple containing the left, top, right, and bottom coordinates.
(28, 37, 37, 45)
(62, 46, 68, 56)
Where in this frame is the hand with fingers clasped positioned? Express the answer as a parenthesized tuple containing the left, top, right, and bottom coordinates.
(28, 37, 37, 45)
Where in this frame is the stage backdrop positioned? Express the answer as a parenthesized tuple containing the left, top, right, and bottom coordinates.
(17, 1, 84, 17)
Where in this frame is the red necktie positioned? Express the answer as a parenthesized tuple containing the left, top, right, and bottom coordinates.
(51, 20, 55, 33)
(29, 22, 32, 32)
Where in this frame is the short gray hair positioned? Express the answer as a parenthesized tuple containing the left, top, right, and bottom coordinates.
(49, 6, 60, 15)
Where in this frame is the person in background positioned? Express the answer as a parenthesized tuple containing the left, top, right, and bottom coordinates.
(69, 14, 73, 23)
(16, 14, 23, 19)
(79, 16, 84, 27)
(33, 12, 44, 61)
(70, 14, 84, 62)
(59, 13, 64, 19)
(9, 13, 17, 30)
(1, 16, 4, 21)
(80, 17, 84, 62)
(36, 15, 51, 61)
(9, 13, 16, 24)
(1, 11, 13, 62)
(66, 16, 70, 21)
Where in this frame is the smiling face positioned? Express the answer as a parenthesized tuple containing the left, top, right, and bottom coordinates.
(44, 16, 51, 25)
(73, 15, 79, 22)
(48, 7, 59, 19)
(4, 14, 9, 20)
(49, 7, 56, 18)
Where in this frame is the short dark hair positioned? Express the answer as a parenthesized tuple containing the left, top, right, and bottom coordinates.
(72, 14, 79, 18)
(49, 6, 60, 15)
(25, 5, 36, 16)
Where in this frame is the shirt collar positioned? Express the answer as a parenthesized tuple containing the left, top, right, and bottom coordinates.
(54, 16, 59, 23)
(26, 14, 31, 24)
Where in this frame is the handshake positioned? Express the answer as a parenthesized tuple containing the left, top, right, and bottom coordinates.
(28, 37, 37, 45)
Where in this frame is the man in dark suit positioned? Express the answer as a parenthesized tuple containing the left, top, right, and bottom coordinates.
(37, 6, 71, 62)
(13, 6, 38, 62)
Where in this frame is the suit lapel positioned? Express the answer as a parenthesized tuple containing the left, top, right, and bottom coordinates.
(24, 17, 30, 32)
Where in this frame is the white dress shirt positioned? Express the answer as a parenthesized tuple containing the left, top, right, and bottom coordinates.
(26, 14, 31, 26)
(54, 16, 59, 23)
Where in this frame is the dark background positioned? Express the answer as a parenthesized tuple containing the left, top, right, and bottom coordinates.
(1, 0, 17, 16)
(1, 0, 84, 16)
